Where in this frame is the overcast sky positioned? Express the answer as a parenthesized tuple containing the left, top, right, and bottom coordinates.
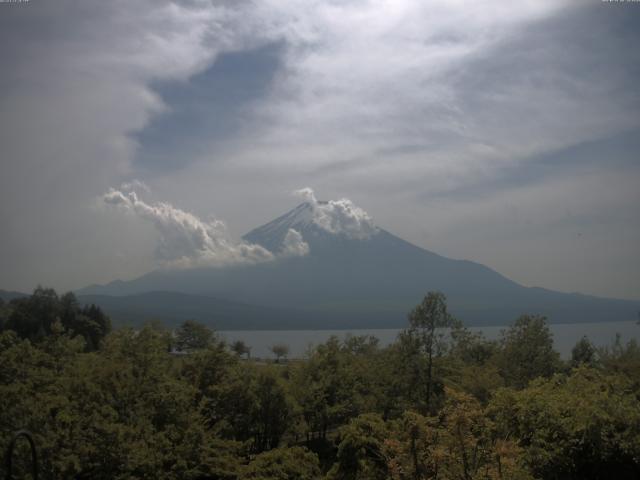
(1, 0, 639, 300)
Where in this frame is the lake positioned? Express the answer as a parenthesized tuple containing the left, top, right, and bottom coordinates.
(220, 321, 640, 359)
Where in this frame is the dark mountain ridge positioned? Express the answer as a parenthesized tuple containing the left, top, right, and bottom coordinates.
(75, 202, 639, 329)
(0, 289, 29, 302)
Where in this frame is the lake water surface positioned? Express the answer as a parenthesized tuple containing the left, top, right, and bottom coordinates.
(220, 321, 640, 359)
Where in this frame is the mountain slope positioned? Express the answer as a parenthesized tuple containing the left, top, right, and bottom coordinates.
(0, 289, 29, 302)
(77, 292, 331, 330)
(77, 203, 639, 328)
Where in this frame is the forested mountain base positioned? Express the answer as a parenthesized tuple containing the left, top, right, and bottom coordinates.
(1, 290, 639, 479)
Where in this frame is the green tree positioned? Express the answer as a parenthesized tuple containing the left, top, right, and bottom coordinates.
(388, 330, 434, 413)
(0, 297, 10, 332)
(385, 411, 439, 480)
(450, 327, 497, 367)
(327, 413, 389, 480)
(406, 291, 459, 411)
(2, 288, 110, 350)
(252, 369, 295, 451)
(598, 334, 640, 390)
(571, 336, 597, 367)
(59, 292, 111, 351)
(497, 315, 560, 388)
(174, 319, 214, 352)
(270, 343, 290, 363)
(5, 286, 60, 341)
(290, 335, 386, 443)
(231, 339, 251, 359)
(444, 328, 503, 404)
(240, 447, 321, 480)
(437, 388, 532, 480)
(489, 367, 640, 479)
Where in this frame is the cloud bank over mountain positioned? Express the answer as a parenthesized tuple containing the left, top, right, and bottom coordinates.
(101, 185, 380, 266)
(293, 188, 378, 240)
(103, 187, 308, 268)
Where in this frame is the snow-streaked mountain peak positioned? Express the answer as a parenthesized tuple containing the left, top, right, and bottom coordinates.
(244, 195, 378, 253)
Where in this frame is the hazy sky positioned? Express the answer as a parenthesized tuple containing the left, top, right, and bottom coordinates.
(1, 0, 639, 300)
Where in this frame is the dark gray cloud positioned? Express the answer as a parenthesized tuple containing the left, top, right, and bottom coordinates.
(134, 42, 284, 172)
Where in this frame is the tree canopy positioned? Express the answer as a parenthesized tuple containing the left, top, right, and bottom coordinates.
(0, 287, 110, 350)
(1, 288, 638, 479)
(174, 319, 215, 352)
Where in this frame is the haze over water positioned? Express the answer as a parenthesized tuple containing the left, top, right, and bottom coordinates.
(221, 321, 640, 360)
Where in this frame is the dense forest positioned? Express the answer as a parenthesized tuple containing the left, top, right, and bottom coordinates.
(1, 288, 639, 479)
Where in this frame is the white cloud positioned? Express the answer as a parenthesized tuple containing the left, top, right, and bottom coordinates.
(196, 0, 638, 201)
(293, 187, 318, 205)
(0, 0, 282, 289)
(280, 228, 310, 257)
(2, 0, 638, 299)
(103, 187, 308, 268)
(120, 180, 151, 194)
(231, 0, 584, 170)
(293, 188, 378, 240)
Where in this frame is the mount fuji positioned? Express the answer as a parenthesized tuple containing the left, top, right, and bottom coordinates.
(77, 201, 639, 329)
